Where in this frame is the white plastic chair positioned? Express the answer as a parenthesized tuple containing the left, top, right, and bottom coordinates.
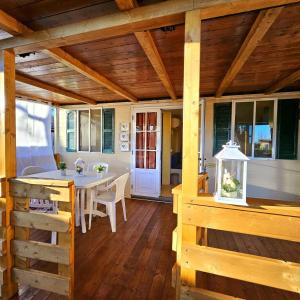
(87, 162, 110, 216)
(21, 166, 57, 244)
(88, 173, 129, 232)
(22, 166, 45, 176)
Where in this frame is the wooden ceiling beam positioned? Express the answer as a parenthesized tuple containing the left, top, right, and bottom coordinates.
(0, 9, 138, 103)
(16, 72, 97, 105)
(115, 0, 176, 100)
(134, 31, 177, 100)
(0, 10, 31, 35)
(1, 0, 299, 54)
(266, 69, 300, 93)
(46, 48, 138, 102)
(216, 7, 283, 97)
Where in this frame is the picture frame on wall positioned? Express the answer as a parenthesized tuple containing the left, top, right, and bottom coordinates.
(120, 142, 130, 152)
(120, 122, 129, 131)
(120, 131, 129, 142)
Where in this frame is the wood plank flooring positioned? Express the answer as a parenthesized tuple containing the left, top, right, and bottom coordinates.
(13, 199, 176, 300)
(12, 199, 300, 300)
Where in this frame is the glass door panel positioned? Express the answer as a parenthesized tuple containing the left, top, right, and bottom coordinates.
(136, 151, 145, 168)
(147, 112, 157, 131)
(146, 151, 156, 169)
(147, 132, 156, 150)
(136, 113, 145, 131)
(136, 132, 145, 150)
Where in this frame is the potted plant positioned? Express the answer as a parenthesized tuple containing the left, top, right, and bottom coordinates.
(58, 162, 67, 176)
(94, 164, 106, 178)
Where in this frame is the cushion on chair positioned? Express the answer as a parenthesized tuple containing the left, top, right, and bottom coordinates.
(95, 191, 115, 203)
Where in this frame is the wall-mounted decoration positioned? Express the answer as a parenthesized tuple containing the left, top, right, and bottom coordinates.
(120, 122, 129, 131)
(119, 122, 130, 151)
(120, 131, 129, 142)
(120, 142, 129, 152)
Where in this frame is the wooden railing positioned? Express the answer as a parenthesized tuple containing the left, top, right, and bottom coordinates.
(0, 177, 75, 299)
(172, 179, 300, 299)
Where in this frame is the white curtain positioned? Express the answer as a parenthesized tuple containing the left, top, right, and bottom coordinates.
(16, 100, 57, 175)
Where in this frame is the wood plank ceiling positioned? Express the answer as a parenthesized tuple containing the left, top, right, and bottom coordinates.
(0, 0, 299, 105)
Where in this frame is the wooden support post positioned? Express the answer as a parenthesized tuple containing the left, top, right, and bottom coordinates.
(182, 9, 201, 198)
(0, 50, 16, 179)
(178, 9, 201, 297)
(0, 49, 17, 299)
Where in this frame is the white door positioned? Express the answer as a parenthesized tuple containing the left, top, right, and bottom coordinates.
(131, 109, 161, 198)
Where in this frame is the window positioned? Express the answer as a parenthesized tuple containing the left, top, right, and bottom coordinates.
(234, 102, 253, 157)
(233, 100, 276, 158)
(90, 109, 101, 152)
(254, 101, 274, 158)
(66, 111, 76, 152)
(67, 108, 114, 153)
(214, 99, 299, 159)
(78, 110, 89, 151)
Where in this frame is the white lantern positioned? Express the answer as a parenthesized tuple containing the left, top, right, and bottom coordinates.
(214, 141, 249, 206)
(74, 158, 86, 176)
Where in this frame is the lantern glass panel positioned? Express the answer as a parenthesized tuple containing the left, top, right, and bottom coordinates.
(220, 159, 244, 200)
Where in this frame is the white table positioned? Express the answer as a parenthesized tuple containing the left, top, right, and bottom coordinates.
(22, 170, 116, 233)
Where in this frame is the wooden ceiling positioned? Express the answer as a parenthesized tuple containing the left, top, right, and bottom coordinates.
(0, 0, 300, 105)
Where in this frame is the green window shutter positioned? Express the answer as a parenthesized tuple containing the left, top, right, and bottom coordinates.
(276, 99, 299, 159)
(66, 111, 76, 152)
(102, 108, 115, 153)
(213, 102, 232, 155)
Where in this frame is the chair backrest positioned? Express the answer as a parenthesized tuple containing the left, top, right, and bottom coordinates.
(22, 166, 46, 176)
(113, 173, 129, 202)
(87, 162, 109, 173)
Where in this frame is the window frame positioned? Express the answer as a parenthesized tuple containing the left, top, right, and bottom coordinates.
(71, 107, 115, 154)
(77, 108, 91, 153)
(90, 108, 103, 153)
(231, 99, 278, 160)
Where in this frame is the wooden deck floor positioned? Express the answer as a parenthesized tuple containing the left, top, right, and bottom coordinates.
(13, 199, 300, 300)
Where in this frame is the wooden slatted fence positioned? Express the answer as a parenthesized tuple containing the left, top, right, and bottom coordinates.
(172, 177, 300, 299)
(0, 177, 75, 299)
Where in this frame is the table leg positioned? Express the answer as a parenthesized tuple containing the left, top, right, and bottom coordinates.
(88, 189, 95, 230)
(80, 189, 86, 233)
(75, 189, 80, 227)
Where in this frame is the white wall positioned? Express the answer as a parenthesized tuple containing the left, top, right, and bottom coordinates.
(57, 104, 132, 197)
(204, 100, 300, 202)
